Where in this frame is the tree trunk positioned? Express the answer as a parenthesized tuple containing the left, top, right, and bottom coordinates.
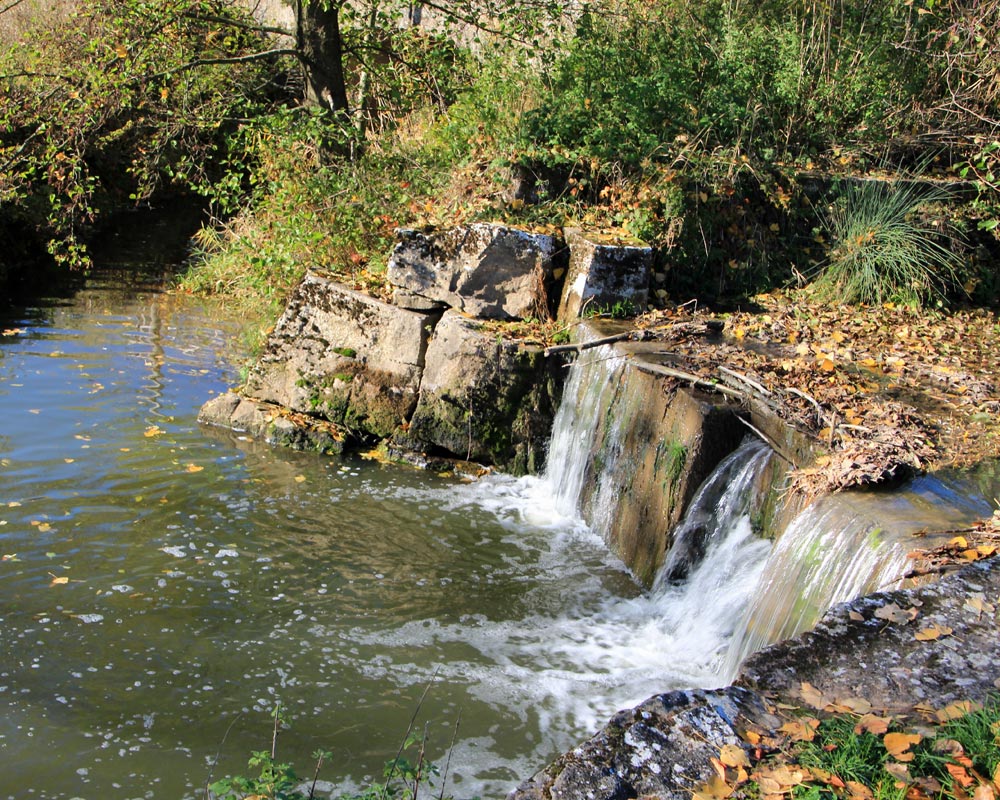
(295, 0, 350, 112)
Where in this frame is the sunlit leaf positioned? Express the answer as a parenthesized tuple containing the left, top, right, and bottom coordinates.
(185, 464, 204, 473)
(854, 714, 892, 735)
(915, 624, 953, 641)
(50, 576, 69, 586)
(144, 426, 164, 437)
(884, 732, 922, 761)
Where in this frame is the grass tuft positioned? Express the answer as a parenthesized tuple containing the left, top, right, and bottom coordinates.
(811, 178, 963, 308)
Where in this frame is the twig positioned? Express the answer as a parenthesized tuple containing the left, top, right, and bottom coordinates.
(271, 702, 281, 759)
(438, 709, 462, 800)
(737, 416, 798, 467)
(634, 362, 746, 401)
(718, 365, 772, 397)
(785, 386, 825, 424)
(544, 331, 634, 356)
(383, 666, 441, 796)
(205, 713, 244, 800)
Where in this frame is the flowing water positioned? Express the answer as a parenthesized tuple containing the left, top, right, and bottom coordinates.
(0, 272, 775, 799)
(3, 265, 999, 800)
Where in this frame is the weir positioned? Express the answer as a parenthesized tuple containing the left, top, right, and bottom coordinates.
(542, 339, 1000, 688)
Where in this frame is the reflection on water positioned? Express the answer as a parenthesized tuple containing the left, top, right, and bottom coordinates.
(0, 270, 716, 799)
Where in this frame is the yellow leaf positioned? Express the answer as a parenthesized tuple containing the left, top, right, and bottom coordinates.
(936, 700, 982, 722)
(719, 744, 750, 768)
(818, 357, 836, 372)
(780, 718, 819, 741)
(854, 714, 892, 736)
(950, 536, 969, 549)
(185, 464, 204, 473)
(144, 426, 164, 438)
(294, 475, 306, 483)
(160, 86, 169, 102)
(693, 773, 733, 800)
(50, 576, 70, 586)
(884, 732, 922, 762)
(800, 681, 829, 710)
(115, 45, 127, 58)
(915, 624, 953, 641)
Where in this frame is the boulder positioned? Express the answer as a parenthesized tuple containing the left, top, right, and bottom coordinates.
(557, 228, 653, 320)
(243, 272, 439, 439)
(198, 392, 346, 454)
(395, 310, 562, 474)
(386, 224, 561, 320)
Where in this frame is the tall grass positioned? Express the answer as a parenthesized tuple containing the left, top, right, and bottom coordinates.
(811, 178, 962, 307)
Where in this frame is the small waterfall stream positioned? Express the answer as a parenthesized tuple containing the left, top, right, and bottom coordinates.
(543, 345, 1000, 686)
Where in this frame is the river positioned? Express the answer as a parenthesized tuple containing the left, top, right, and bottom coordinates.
(0, 266, 729, 798)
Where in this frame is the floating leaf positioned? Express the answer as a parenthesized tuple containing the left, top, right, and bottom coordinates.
(50, 576, 69, 586)
(144, 425, 164, 437)
(185, 464, 204, 473)
(294, 475, 306, 483)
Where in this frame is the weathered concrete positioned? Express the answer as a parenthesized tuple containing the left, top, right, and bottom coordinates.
(386, 224, 562, 320)
(244, 272, 439, 439)
(738, 557, 1000, 714)
(198, 392, 347, 454)
(511, 558, 1000, 800)
(511, 688, 779, 800)
(394, 310, 562, 475)
(557, 229, 653, 321)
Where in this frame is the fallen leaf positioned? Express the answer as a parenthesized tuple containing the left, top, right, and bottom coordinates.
(847, 780, 875, 800)
(719, 744, 750, 768)
(886, 762, 912, 782)
(693, 773, 734, 800)
(855, 714, 892, 735)
(849, 611, 865, 622)
(185, 464, 204, 473)
(144, 426, 164, 437)
(884, 732, 922, 762)
(915, 624, 954, 641)
(936, 701, 982, 722)
(800, 681, 830, 710)
(294, 475, 306, 483)
(946, 763, 975, 788)
(780, 718, 820, 741)
(50, 576, 69, 586)
(875, 603, 920, 624)
(973, 784, 995, 800)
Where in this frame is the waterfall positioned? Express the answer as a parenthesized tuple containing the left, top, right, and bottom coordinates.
(544, 343, 627, 516)
(537, 343, 998, 690)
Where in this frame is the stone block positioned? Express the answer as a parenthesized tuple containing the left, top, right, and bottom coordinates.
(243, 271, 439, 439)
(387, 223, 561, 320)
(557, 228, 653, 320)
(398, 310, 561, 474)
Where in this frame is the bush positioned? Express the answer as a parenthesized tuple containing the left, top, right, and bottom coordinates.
(810, 177, 963, 307)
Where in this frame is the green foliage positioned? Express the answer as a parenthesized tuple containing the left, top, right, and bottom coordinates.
(210, 750, 306, 800)
(0, 0, 285, 268)
(810, 178, 962, 307)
